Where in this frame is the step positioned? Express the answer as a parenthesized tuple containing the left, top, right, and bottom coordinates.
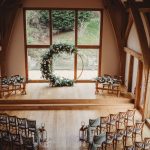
(0, 103, 134, 110)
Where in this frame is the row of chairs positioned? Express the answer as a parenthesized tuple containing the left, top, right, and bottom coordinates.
(0, 130, 38, 150)
(80, 109, 150, 150)
(0, 75, 26, 98)
(0, 113, 38, 150)
(95, 74, 122, 96)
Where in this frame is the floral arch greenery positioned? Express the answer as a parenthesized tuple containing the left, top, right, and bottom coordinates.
(40, 44, 77, 87)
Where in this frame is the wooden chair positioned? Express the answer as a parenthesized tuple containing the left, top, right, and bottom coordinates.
(125, 109, 136, 126)
(8, 116, 18, 134)
(27, 119, 37, 142)
(116, 112, 127, 129)
(11, 75, 22, 94)
(1, 130, 12, 150)
(124, 145, 135, 150)
(11, 133, 22, 150)
(107, 114, 118, 132)
(22, 136, 39, 150)
(97, 116, 109, 134)
(114, 128, 125, 150)
(102, 132, 115, 150)
(135, 137, 150, 150)
(0, 113, 8, 131)
(133, 121, 144, 141)
(90, 133, 106, 150)
(89, 118, 100, 136)
(123, 125, 134, 149)
(17, 117, 27, 136)
(0, 76, 10, 97)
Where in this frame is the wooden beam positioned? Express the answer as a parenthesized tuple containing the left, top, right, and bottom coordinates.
(103, 0, 128, 81)
(129, 0, 150, 71)
(140, 8, 150, 13)
(135, 60, 143, 108)
(124, 47, 143, 61)
(125, 13, 133, 43)
(128, 55, 134, 92)
(128, 0, 150, 119)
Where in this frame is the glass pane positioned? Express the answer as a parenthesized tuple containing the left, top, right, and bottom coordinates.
(77, 49, 99, 80)
(26, 10, 50, 45)
(78, 11, 101, 45)
(52, 10, 75, 44)
(28, 48, 49, 80)
(53, 53, 74, 80)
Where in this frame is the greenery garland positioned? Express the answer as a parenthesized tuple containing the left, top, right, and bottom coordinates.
(40, 44, 77, 87)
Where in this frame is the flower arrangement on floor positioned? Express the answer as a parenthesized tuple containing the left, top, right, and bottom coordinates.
(1, 75, 25, 85)
(40, 44, 77, 87)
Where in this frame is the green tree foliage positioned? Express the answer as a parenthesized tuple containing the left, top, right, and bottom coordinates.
(27, 10, 92, 32)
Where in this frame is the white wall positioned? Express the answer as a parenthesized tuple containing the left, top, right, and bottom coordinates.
(6, 0, 120, 77)
(127, 23, 142, 53)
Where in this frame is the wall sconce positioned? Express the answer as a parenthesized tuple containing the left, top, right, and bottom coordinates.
(0, 46, 2, 51)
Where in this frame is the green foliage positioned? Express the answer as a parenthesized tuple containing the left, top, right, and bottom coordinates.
(52, 10, 92, 31)
(40, 44, 77, 87)
(27, 10, 92, 32)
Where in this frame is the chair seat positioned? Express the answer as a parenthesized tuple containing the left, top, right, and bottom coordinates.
(145, 144, 150, 149)
(100, 123, 107, 128)
(117, 118, 124, 123)
(134, 128, 142, 134)
(124, 131, 132, 137)
(135, 142, 143, 148)
(108, 120, 116, 126)
(115, 134, 123, 141)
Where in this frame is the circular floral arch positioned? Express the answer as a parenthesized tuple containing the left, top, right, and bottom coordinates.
(40, 44, 77, 87)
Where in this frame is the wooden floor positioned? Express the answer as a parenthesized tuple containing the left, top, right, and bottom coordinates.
(0, 83, 131, 100)
(0, 83, 149, 149)
(1, 109, 150, 150)
(0, 83, 134, 110)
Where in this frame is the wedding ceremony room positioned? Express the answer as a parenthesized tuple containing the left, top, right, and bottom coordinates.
(0, 0, 150, 149)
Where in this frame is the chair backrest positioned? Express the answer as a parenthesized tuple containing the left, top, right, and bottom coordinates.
(109, 114, 118, 122)
(118, 112, 127, 120)
(127, 109, 136, 118)
(11, 133, 21, 144)
(27, 119, 36, 131)
(135, 121, 144, 130)
(22, 136, 34, 148)
(0, 76, 8, 85)
(0, 113, 8, 124)
(89, 118, 100, 127)
(1, 130, 10, 141)
(106, 132, 115, 143)
(116, 128, 124, 136)
(100, 116, 109, 124)
(125, 125, 134, 136)
(144, 137, 150, 148)
(8, 116, 17, 125)
(17, 117, 27, 127)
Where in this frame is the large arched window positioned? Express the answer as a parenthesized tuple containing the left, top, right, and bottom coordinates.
(24, 9, 103, 82)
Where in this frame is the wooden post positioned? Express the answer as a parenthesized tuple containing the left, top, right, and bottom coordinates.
(128, 55, 134, 92)
(135, 61, 143, 108)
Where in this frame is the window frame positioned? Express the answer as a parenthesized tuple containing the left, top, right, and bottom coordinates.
(23, 8, 103, 82)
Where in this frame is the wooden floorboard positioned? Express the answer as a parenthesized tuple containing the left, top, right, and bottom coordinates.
(0, 110, 149, 150)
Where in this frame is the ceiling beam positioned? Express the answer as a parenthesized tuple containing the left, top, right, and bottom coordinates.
(103, 0, 128, 80)
(128, 0, 150, 71)
(128, 0, 150, 120)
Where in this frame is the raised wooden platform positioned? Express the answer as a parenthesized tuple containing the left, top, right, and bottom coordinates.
(0, 83, 134, 110)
